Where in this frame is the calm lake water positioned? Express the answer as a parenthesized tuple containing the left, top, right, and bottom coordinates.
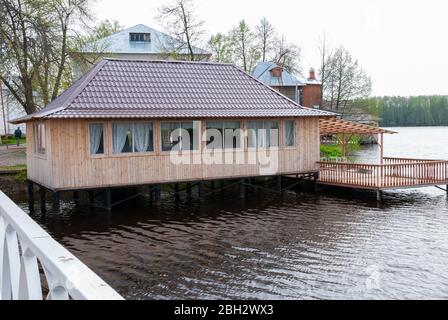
(11, 127, 448, 299)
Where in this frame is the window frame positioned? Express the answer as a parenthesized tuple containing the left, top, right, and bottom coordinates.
(284, 120, 296, 148)
(247, 120, 280, 150)
(205, 121, 243, 150)
(129, 33, 151, 42)
(88, 123, 106, 157)
(110, 121, 155, 157)
(33, 122, 47, 158)
(160, 121, 200, 153)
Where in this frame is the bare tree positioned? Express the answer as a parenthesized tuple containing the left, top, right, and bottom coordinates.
(157, 0, 205, 61)
(256, 17, 277, 62)
(70, 19, 124, 74)
(230, 20, 260, 73)
(0, 0, 93, 114)
(318, 35, 331, 108)
(321, 46, 372, 115)
(207, 33, 232, 63)
(272, 35, 302, 75)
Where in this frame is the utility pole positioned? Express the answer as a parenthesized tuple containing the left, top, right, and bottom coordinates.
(1, 81, 8, 149)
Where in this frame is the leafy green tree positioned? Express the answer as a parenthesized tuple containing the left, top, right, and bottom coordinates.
(0, 0, 94, 114)
(207, 33, 233, 63)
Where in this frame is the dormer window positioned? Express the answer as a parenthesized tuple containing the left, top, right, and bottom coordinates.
(130, 33, 151, 42)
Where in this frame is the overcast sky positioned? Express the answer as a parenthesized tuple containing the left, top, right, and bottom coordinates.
(93, 0, 448, 97)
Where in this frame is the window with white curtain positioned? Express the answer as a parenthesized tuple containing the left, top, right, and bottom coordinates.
(161, 122, 198, 151)
(247, 121, 279, 148)
(89, 123, 104, 155)
(206, 121, 241, 149)
(284, 120, 295, 147)
(33, 122, 46, 155)
(112, 123, 153, 154)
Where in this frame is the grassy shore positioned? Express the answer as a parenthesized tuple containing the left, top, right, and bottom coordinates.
(1, 137, 26, 146)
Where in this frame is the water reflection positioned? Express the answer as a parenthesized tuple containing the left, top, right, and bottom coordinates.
(9, 127, 448, 299)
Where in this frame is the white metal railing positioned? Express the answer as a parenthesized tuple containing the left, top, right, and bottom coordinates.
(0, 191, 124, 300)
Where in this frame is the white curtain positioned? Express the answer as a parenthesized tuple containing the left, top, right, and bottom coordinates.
(134, 123, 152, 152)
(248, 121, 264, 148)
(285, 121, 295, 147)
(89, 124, 103, 155)
(265, 121, 279, 147)
(113, 123, 132, 154)
(223, 121, 240, 149)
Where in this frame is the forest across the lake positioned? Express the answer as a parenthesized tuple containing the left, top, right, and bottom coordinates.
(371, 96, 448, 127)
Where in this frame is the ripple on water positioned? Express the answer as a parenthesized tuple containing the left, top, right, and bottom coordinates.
(13, 185, 448, 300)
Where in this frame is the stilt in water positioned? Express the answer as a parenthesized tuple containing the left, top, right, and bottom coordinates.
(239, 179, 246, 199)
(154, 184, 162, 206)
(174, 184, 180, 201)
(27, 180, 35, 213)
(52, 192, 61, 213)
(103, 189, 112, 211)
(88, 191, 95, 211)
(73, 191, 80, 208)
(376, 190, 383, 202)
(220, 180, 225, 193)
(39, 186, 46, 214)
(187, 183, 192, 198)
(276, 176, 283, 193)
(148, 185, 154, 203)
(198, 181, 205, 201)
(247, 178, 252, 193)
(313, 173, 319, 194)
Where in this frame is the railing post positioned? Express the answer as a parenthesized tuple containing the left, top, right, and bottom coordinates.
(0, 192, 124, 300)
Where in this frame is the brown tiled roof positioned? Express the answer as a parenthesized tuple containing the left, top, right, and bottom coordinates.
(12, 59, 335, 123)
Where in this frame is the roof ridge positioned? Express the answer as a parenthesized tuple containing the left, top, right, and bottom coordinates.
(230, 64, 316, 111)
(38, 60, 109, 118)
(103, 57, 232, 66)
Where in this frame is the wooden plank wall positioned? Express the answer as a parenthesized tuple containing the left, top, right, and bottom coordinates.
(28, 117, 320, 190)
(26, 121, 53, 188)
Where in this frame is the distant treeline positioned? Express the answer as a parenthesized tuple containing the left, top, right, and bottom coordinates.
(375, 96, 448, 127)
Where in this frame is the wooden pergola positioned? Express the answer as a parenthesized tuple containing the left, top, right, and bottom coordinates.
(319, 118, 397, 163)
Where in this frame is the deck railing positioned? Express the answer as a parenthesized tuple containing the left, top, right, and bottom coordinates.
(317, 158, 448, 189)
(0, 191, 124, 300)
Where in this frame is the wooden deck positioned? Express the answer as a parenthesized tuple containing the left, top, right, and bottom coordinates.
(317, 157, 448, 191)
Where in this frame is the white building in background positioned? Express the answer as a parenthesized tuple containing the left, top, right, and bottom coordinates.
(1, 83, 27, 136)
(72, 24, 212, 80)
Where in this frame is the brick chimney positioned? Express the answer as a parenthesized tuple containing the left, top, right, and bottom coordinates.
(271, 66, 283, 78)
(308, 68, 316, 81)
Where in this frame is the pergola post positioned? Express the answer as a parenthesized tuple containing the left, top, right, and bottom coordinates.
(379, 133, 384, 164)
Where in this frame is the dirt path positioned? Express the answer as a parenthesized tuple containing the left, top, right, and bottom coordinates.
(0, 148, 27, 167)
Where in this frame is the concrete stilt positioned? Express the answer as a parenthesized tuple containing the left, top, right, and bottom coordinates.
(239, 179, 246, 199)
(148, 185, 154, 203)
(73, 191, 80, 208)
(276, 176, 283, 193)
(39, 187, 46, 214)
(52, 192, 61, 213)
(27, 181, 35, 213)
(376, 190, 383, 202)
(88, 191, 95, 210)
(103, 189, 112, 211)
(154, 184, 162, 206)
(247, 178, 253, 193)
(198, 182, 205, 201)
(187, 183, 192, 197)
